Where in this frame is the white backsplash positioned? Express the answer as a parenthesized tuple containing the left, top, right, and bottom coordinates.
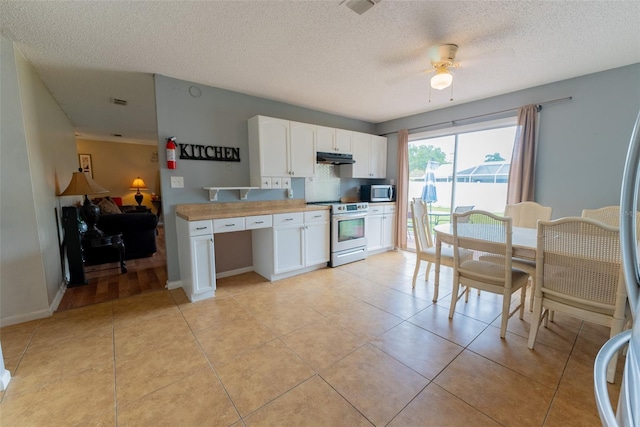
(305, 164, 341, 202)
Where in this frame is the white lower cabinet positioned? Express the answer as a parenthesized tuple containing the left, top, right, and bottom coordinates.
(304, 211, 330, 266)
(273, 214, 305, 274)
(176, 218, 216, 302)
(367, 204, 396, 254)
(366, 213, 383, 252)
(177, 209, 330, 300)
(253, 210, 329, 280)
(382, 209, 396, 249)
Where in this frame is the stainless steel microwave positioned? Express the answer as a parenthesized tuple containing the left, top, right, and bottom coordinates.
(360, 185, 395, 202)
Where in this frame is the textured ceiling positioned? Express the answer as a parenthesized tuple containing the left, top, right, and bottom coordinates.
(1, 1, 639, 145)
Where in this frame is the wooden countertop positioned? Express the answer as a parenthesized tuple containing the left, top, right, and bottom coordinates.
(176, 200, 330, 221)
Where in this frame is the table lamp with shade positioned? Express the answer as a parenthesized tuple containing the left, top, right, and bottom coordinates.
(59, 168, 109, 240)
(129, 177, 148, 207)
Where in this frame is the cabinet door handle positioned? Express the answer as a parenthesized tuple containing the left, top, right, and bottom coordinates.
(313, 215, 321, 218)
(284, 218, 294, 221)
(254, 221, 264, 224)
(196, 227, 207, 230)
(225, 223, 235, 227)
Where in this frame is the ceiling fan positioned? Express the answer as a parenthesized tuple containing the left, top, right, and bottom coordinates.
(428, 44, 459, 90)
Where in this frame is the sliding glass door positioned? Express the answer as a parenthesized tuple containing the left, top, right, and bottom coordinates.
(406, 118, 517, 250)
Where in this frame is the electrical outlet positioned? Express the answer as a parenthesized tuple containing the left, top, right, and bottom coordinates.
(170, 176, 184, 188)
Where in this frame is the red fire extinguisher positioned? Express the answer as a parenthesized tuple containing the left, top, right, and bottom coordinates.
(166, 137, 177, 170)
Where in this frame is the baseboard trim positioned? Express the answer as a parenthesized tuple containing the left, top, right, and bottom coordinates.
(216, 266, 254, 279)
(50, 281, 67, 313)
(0, 368, 11, 391)
(0, 307, 52, 328)
(166, 280, 182, 290)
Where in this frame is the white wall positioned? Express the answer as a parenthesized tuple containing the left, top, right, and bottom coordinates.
(377, 64, 640, 219)
(0, 36, 79, 326)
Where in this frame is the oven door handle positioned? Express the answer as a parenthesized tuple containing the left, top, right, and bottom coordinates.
(332, 213, 368, 220)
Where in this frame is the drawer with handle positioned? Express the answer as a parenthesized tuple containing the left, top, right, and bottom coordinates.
(304, 210, 329, 223)
(188, 220, 213, 236)
(384, 204, 396, 214)
(369, 206, 384, 215)
(245, 214, 273, 230)
(213, 217, 245, 233)
(272, 212, 304, 227)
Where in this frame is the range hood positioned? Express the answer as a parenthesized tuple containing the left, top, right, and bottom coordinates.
(316, 152, 355, 165)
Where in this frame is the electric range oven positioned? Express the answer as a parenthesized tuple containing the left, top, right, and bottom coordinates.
(310, 202, 369, 267)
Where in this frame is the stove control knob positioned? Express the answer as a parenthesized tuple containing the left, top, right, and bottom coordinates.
(337, 206, 343, 211)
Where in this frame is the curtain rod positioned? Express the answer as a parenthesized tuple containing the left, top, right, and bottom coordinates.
(380, 96, 573, 136)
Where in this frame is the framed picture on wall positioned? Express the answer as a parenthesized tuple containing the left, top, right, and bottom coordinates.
(79, 154, 93, 178)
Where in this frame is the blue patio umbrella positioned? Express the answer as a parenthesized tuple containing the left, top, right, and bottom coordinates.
(421, 161, 438, 212)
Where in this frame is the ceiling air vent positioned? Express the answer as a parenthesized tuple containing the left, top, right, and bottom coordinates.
(111, 98, 128, 106)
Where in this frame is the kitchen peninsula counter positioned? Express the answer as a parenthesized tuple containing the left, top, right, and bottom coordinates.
(176, 199, 329, 221)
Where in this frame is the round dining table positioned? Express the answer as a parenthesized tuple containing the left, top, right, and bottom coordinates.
(431, 223, 538, 301)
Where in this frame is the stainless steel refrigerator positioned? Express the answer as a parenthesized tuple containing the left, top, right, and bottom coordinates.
(595, 111, 640, 426)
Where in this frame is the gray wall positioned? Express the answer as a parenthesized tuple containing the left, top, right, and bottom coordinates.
(154, 74, 375, 282)
(377, 63, 640, 219)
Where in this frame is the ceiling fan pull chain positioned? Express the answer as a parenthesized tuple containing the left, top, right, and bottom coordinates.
(428, 84, 432, 103)
(449, 78, 454, 102)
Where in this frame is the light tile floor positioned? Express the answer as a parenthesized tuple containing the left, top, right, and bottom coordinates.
(0, 250, 623, 426)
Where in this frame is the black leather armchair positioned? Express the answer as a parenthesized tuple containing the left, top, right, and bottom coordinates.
(96, 212, 158, 260)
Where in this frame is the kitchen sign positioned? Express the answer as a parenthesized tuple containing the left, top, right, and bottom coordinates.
(178, 143, 240, 162)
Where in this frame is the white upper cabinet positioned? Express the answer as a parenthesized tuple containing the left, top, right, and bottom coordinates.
(249, 116, 289, 182)
(289, 121, 316, 177)
(341, 132, 387, 178)
(250, 115, 386, 185)
(335, 129, 353, 154)
(370, 135, 388, 178)
(317, 126, 352, 154)
(316, 126, 336, 153)
(249, 116, 315, 188)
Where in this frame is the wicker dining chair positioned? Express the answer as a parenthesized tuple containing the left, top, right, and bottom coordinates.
(504, 201, 553, 311)
(581, 206, 640, 236)
(581, 206, 622, 226)
(505, 201, 552, 229)
(528, 217, 627, 383)
(411, 199, 467, 302)
(449, 210, 529, 338)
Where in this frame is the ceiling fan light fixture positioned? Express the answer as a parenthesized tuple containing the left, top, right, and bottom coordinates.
(430, 66, 453, 90)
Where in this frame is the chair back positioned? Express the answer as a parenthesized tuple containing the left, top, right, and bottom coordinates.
(453, 205, 475, 224)
(453, 210, 514, 287)
(504, 201, 552, 229)
(582, 205, 640, 239)
(411, 199, 433, 252)
(537, 217, 624, 309)
(581, 206, 620, 227)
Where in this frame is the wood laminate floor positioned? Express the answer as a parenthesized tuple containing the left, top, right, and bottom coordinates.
(56, 227, 167, 311)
